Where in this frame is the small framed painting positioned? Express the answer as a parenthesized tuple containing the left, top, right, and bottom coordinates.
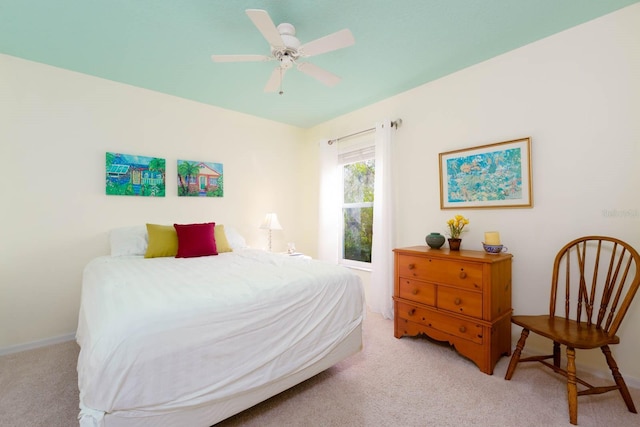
(177, 160, 224, 197)
(439, 137, 533, 209)
(105, 152, 165, 197)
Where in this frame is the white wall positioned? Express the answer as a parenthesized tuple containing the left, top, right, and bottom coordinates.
(0, 54, 308, 350)
(307, 4, 640, 381)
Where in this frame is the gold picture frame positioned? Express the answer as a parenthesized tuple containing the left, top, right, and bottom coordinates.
(439, 137, 533, 209)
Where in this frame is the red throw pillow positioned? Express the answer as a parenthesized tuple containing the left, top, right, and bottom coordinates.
(174, 222, 218, 258)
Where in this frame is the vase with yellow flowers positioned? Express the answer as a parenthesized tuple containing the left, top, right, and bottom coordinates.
(446, 214, 469, 251)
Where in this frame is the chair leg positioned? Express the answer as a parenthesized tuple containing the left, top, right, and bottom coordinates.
(505, 328, 529, 380)
(601, 345, 637, 413)
(566, 347, 578, 425)
(553, 341, 561, 367)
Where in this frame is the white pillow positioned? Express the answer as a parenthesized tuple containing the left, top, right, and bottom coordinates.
(224, 226, 247, 250)
(110, 225, 148, 256)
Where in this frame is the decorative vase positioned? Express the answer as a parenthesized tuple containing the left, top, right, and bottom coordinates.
(426, 232, 446, 249)
(448, 238, 462, 251)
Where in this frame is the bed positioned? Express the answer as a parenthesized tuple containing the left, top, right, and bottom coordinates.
(76, 225, 365, 427)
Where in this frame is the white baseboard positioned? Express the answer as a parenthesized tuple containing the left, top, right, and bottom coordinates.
(0, 332, 76, 356)
(585, 363, 640, 390)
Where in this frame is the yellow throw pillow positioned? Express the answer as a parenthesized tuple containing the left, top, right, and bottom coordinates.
(214, 224, 232, 253)
(144, 224, 179, 258)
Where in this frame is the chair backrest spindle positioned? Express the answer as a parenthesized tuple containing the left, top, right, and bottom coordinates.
(575, 241, 589, 324)
(606, 248, 634, 333)
(588, 240, 602, 327)
(599, 242, 619, 328)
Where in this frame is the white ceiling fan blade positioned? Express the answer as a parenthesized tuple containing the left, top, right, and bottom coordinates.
(211, 54, 271, 63)
(246, 9, 285, 49)
(297, 62, 341, 87)
(264, 67, 287, 93)
(300, 29, 355, 57)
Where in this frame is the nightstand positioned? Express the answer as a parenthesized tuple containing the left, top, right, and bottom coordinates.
(280, 252, 311, 260)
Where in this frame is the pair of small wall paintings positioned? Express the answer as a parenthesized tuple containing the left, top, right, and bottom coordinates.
(105, 152, 223, 198)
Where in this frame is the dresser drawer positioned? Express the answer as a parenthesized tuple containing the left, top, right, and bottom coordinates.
(437, 286, 482, 319)
(397, 301, 483, 345)
(398, 278, 436, 306)
(397, 255, 483, 291)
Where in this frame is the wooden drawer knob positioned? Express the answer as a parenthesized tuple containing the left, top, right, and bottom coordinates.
(459, 326, 467, 333)
(408, 308, 415, 316)
(454, 297, 462, 305)
(412, 289, 419, 295)
(408, 263, 416, 270)
(459, 271, 467, 279)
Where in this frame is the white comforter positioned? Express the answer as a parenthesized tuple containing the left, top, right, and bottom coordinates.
(76, 249, 364, 426)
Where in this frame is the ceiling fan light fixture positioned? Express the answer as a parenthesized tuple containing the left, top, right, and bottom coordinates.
(279, 54, 293, 69)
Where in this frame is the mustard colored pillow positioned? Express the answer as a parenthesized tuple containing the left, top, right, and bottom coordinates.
(214, 224, 232, 253)
(144, 224, 179, 258)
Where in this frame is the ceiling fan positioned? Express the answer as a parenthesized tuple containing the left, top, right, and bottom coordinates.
(211, 9, 355, 94)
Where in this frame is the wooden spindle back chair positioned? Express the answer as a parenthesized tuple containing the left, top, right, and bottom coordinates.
(504, 236, 640, 425)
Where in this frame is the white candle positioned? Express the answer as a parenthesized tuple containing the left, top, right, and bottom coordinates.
(485, 231, 501, 245)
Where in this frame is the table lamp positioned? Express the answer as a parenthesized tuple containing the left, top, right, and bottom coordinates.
(260, 213, 282, 251)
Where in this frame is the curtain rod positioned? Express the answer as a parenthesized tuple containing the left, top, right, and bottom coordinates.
(327, 118, 402, 145)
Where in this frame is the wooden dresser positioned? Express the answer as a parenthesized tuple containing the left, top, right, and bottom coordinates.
(393, 246, 512, 375)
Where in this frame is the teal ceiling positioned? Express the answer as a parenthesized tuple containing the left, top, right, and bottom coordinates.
(1, 0, 637, 128)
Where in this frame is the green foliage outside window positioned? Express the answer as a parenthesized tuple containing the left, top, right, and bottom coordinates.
(342, 160, 375, 263)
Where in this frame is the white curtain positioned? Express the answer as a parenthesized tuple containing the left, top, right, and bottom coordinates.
(369, 120, 395, 319)
(317, 122, 395, 319)
(317, 139, 339, 263)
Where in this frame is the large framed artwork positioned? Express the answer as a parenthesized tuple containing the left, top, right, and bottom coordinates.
(177, 159, 224, 197)
(105, 152, 166, 197)
(439, 137, 532, 209)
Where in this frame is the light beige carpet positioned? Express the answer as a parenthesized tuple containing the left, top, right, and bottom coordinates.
(1, 311, 639, 427)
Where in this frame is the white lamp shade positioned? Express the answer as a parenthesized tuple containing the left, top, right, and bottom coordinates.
(260, 213, 282, 230)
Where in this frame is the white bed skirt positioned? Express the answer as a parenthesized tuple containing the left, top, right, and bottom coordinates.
(98, 322, 362, 427)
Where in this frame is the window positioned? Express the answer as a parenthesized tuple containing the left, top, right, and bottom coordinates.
(339, 144, 375, 267)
